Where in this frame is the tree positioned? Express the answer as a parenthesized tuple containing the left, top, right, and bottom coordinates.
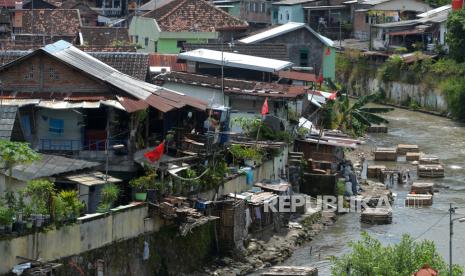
(425, 0, 451, 7)
(0, 140, 40, 186)
(331, 232, 464, 276)
(320, 93, 393, 136)
(447, 10, 465, 63)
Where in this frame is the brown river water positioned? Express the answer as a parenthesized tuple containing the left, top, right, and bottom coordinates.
(253, 107, 465, 275)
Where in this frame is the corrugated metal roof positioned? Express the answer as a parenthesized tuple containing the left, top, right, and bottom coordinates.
(0, 40, 207, 113)
(3, 154, 100, 181)
(417, 4, 451, 18)
(0, 105, 18, 141)
(239, 22, 334, 47)
(279, 71, 317, 82)
(178, 48, 293, 73)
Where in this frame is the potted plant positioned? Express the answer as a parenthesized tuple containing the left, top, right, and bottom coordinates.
(229, 144, 263, 167)
(130, 171, 156, 202)
(97, 183, 120, 212)
(58, 190, 84, 222)
(25, 179, 54, 228)
(0, 204, 14, 234)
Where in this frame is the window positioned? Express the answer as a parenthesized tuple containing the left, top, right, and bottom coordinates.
(48, 67, 59, 80)
(177, 40, 186, 50)
(113, 0, 120, 8)
(24, 64, 34, 80)
(154, 41, 158, 52)
(286, 11, 289, 21)
(261, 3, 265, 13)
(135, 35, 139, 43)
(49, 118, 64, 136)
(299, 49, 309, 67)
(253, 2, 257, 12)
(144, 37, 149, 46)
(280, 13, 282, 20)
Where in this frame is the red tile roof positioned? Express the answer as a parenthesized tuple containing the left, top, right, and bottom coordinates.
(148, 53, 186, 71)
(19, 9, 81, 36)
(142, 0, 248, 32)
(0, 0, 15, 8)
(80, 27, 130, 47)
(279, 70, 317, 82)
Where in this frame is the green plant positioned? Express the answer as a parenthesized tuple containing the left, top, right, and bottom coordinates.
(0, 141, 40, 187)
(229, 145, 264, 163)
(297, 127, 309, 138)
(25, 179, 54, 215)
(98, 183, 120, 212)
(331, 232, 464, 276)
(336, 179, 346, 196)
(130, 174, 156, 191)
(440, 77, 465, 120)
(0, 204, 14, 225)
(378, 55, 405, 82)
(447, 9, 465, 63)
(58, 190, 84, 218)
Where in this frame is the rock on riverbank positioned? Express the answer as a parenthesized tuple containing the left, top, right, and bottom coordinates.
(203, 211, 337, 276)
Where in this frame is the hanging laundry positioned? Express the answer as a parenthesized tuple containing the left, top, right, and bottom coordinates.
(245, 208, 252, 229)
(143, 241, 149, 260)
(255, 207, 261, 220)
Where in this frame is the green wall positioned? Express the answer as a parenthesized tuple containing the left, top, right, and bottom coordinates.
(158, 38, 209, 54)
(277, 5, 304, 24)
(323, 46, 336, 80)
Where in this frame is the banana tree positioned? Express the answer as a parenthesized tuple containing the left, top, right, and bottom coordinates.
(337, 94, 393, 133)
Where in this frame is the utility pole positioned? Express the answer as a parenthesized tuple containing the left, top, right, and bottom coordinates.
(450, 203, 454, 276)
(449, 203, 465, 276)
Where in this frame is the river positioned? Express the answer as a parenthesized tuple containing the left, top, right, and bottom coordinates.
(275, 108, 465, 275)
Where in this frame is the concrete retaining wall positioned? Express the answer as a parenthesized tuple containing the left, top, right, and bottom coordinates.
(349, 77, 448, 113)
(0, 203, 160, 274)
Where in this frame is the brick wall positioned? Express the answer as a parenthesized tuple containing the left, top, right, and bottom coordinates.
(0, 52, 112, 94)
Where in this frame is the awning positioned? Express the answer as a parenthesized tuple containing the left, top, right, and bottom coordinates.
(66, 171, 122, 186)
(388, 29, 425, 36)
(0, 99, 126, 110)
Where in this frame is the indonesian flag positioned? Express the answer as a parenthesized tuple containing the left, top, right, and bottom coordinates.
(261, 97, 269, 116)
(144, 141, 164, 163)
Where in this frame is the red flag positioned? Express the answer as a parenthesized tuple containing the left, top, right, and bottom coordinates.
(144, 141, 164, 163)
(317, 73, 324, 84)
(261, 97, 268, 116)
(328, 92, 337, 101)
(325, 47, 331, 56)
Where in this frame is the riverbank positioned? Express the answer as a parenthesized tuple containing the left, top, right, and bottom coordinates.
(278, 107, 465, 273)
(204, 209, 337, 275)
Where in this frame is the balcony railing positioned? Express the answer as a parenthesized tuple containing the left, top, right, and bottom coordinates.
(39, 139, 127, 151)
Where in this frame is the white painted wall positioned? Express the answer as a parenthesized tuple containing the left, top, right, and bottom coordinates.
(162, 83, 226, 107)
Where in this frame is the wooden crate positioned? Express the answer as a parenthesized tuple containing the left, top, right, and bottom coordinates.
(367, 124, 388, 133)
(361, 208, 392, 224)
(261, 266, 318, 276)
(405, 194, 433, 206)
(406, 152, 421, 161)
(367, 165, 386, 178)
(374, 147, 397, 161)
(397, 144, 419, 155)
(418, 164, 444, 178)
(411, 182, 434, 194)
